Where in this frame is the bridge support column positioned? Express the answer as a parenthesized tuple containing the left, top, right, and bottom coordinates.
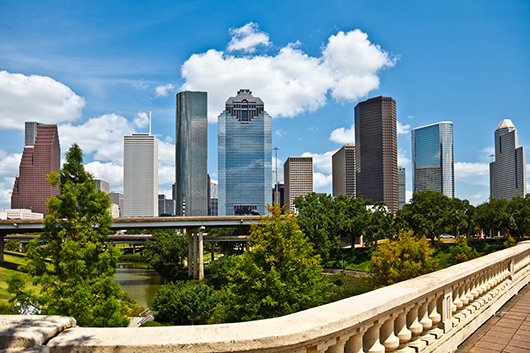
(193, 231, 198, 279)
(199, 226, 204, 280)
(187, 229, 192, 278)
(211, 241, 215, 262)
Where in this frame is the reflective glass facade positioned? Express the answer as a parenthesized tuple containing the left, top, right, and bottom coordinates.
(175, 91, 208, 216)
(218, 89, 272, 216)
(411, 121, 454, 197)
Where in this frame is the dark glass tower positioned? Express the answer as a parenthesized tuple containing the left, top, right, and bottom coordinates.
(354, 96, 398, 212)
(175, 91, 208, 216)
(411, 122, 454, 198)
(11, 122, 61, 215)
(218, 89, 272, 216)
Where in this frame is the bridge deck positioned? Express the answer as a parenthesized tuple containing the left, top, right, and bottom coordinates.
(457, 283, 530, 353)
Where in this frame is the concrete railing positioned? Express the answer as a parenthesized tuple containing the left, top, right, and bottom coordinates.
(2, 241, 530, 353)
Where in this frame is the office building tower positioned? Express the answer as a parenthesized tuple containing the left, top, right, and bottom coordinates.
(218, 89, 272, 215)
(11, 122, 60, 215)
(0, 209, 44, 220)
(109, 192, 124, 218)
(332, 143, 355, 197)
(175, 91, 208, 216)
(398, 166, 406, 209)
(95, 179, 110, 194)
(354, 96, 398, 212)
(272, 183, 285, 208)
(284, 156, 313, 212)
(158, 194, 177, 216)
(209, 179, 218, 216)
(123, 133, 158, 217)
(411, 122, 454, 198)
(490, 119, 526, 200)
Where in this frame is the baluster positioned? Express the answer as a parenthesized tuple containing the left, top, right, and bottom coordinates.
(418, 299, 435, 345)
(428, 295, 444, 339)
(394, 309, 414, 353)
(328, 333, 353, 353)
(363, 321, 385, 353)
(380, 315, 399, 352)
(345, 327, 366, 353)
(407, 303, 426, 352)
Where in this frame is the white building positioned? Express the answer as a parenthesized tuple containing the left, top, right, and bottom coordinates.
(0, 209, 44, 220)
(123, 133, 158, 217)
(490, 119, 526, 200)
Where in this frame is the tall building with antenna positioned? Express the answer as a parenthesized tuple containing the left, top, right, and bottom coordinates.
(123, 101, 158, 217)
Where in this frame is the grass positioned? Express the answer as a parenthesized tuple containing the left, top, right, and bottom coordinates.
(0, 251, 37, 304)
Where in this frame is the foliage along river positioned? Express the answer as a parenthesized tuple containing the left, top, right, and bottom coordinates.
(114, 262, 167, 309)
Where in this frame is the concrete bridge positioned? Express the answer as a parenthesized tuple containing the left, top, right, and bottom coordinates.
(2, 241, 529, 353)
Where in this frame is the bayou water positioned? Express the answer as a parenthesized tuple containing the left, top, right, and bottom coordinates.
(114, 262, 167, 309)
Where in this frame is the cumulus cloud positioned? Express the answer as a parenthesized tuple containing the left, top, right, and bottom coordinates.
(181, 25, 396, 122)
(158, 140, 176, 167)
(227, 23, 270, 53)
(155, 83, 175, 97)
(330, 125, 354, 144)
(397, 121, 411, 135)
(314, 172, 332, 189)
(0, 150, 22, 209)
(301, 150, 338, 174)
(85, 161, 123, 192)
(0, 71, 85, 130)
(454, 162, 489, 186)
(398, 149, 411, 167)
(133, 112, 149, 129)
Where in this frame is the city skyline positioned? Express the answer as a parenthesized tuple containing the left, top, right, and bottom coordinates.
(1, 1, 529, 209)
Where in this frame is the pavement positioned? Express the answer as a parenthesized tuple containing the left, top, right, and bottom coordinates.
(457, 283, 530, 353)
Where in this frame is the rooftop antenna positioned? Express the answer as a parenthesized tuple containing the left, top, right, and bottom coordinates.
(149, 95, 152, 135)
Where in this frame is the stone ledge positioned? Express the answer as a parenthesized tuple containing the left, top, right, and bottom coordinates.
(0, 316, 75, 351)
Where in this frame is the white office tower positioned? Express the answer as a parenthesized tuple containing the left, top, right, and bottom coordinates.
(490, 119, 526, 200)
(123, 134, 159, 217)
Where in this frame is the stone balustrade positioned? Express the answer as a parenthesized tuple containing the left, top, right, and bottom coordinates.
(2, 241, 530, 353)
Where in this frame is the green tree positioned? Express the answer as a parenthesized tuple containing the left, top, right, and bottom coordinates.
(508, 195, 530, 238)
(18, 143, 135, 327)
(5, 239, 21, 252)
(449, 236, 479, 265)
(475, 198, 512, 237)
(142, 229, 188, 279)
(151, 281, 222, 325)
(369, 231, 438, 287)
(212, 204, 331, 323)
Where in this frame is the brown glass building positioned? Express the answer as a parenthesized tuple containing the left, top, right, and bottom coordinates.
(11, 122, 61, 215)
(354, 96, 398, 212)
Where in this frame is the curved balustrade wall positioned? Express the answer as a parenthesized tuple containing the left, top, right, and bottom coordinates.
(2, 241, 530, 353)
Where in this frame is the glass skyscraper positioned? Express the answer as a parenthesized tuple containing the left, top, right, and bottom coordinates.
(218, 89, 272, 216)
(175, 91, 208, 216)
(411, 121, 454, 198)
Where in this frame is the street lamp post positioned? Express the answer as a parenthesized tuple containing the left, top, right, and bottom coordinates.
(273, 147, 280, 205)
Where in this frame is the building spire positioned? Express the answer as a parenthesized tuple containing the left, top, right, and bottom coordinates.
(149, 95, 152, 135)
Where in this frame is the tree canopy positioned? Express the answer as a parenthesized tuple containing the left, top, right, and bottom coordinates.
(17, 144, 135, 327)
(211, 204, 331, 322)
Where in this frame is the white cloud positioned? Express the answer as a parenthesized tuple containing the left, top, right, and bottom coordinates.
(272, 156, 283, 172)
(301, 150, 338, 174)
(275, 129, 285, 137)
(397, 121, 410, 135)
(133, 112, 149, 129)
(181, 27, 396, 122)
(454, 162, 489, 186)
(398, 149, 411, 167)
(158, 140, 176, 167)
(155, 83, 175, 97)
(158, 165, 175, 185)
(227, 23, 270, 53)
(85, 161, 123, 192)
(406, 190, 413, 204)
(330, 125, 354, 144)
(0, 150, 22, 178)
(470, 192, 483, 200)
(0, 71, 85, 130)
(314, 172, 332, 189)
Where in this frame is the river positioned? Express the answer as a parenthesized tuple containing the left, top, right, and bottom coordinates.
(114, 262, 167, 309)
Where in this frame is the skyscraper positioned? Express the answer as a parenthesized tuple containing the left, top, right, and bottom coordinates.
(354, 96, 398, 212)
(411, 121, 454, 198)
(175, 91, 208, 216)
(332, 143, 355, 197)
(218, 89, 272, 216)
(123, 133, 158, 217)
(490, 119, 526, 200)
(284, 156, 313, 212)
(11, 122, 60, 215)
(398, 166, 406, 209)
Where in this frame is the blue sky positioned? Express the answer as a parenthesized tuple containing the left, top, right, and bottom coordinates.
(1, 0, 529, 210)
